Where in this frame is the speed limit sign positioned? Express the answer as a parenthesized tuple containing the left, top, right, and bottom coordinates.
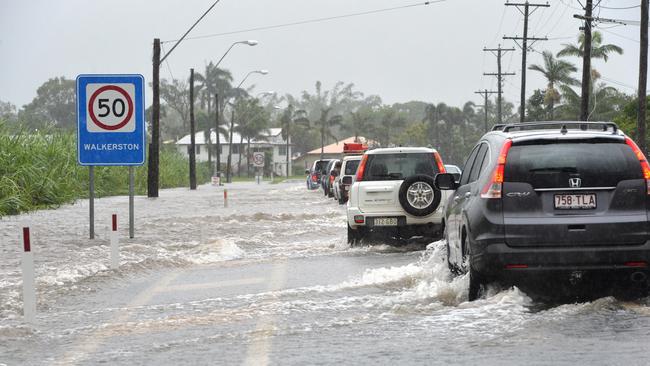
(77, 74, 145, 165)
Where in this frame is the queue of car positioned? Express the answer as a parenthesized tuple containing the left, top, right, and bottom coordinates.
(305, 121, 650, 301)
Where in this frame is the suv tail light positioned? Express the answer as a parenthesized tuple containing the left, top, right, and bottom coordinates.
(433, 152, 446, 173)
(356, 155, 369, 182)
(481, 139, 513, 199)
(625, 137, 650, 195)
(311, 174, 318, 182)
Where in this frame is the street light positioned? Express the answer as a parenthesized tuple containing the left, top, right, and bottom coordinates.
(213, 40, 258, 183)
(226, 70, 270, 183)
(214, 40, 258, 68)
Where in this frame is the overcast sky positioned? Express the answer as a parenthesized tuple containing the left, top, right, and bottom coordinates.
(0, 0, 644, 111)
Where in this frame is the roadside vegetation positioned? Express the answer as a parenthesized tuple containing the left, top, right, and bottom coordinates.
(0, 124, 210, 216)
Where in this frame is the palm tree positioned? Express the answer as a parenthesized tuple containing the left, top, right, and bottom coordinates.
(556, 74, 629, 121)
(345, 108, 375, 142)
(279, 104, 309, 177)
(529, 51, 579, 119)
(195, 63, 234, 174)
(557, 31, 624, 62)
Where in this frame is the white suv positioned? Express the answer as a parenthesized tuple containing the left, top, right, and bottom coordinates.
(346, 147, 449, 244)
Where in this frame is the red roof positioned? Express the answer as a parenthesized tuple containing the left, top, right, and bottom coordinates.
(306, 136, 371, 155)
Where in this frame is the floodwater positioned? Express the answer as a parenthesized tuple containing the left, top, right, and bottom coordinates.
(1, 181, 649, 365)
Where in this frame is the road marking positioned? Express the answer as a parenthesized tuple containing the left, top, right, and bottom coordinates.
(159, 277, 266, 292)
(243, 260, 288, 366)
(55, 270, 180, 365)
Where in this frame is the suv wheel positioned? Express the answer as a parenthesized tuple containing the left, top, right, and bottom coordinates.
(398, 174, 442, 217)
(463, 234, 484, 301)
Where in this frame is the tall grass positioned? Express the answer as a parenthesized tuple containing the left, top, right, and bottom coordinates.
(0, 124, 210, 216)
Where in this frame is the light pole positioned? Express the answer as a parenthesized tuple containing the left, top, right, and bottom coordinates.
(213, 40, 258, 181)
(215, 40, 258, 68)
(226, 70, 269, 183)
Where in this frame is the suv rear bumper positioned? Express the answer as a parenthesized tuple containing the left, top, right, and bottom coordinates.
(473, 240, 650, 279)
(347, 207, 444, 228)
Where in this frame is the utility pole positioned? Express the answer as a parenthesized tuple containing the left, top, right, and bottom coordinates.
(639, 0, 648, 154)
(147, 0, 222, 197)
(504, 1, 550, 123)
(475, 90, 499, 132)
(148, 39, 161, 198)
(215, 93, 221, 179)
(573, 0, 593, 121)
(189, 68, 197, 190)
(483, 45, 515, 124)
(227, 109, 235, 183)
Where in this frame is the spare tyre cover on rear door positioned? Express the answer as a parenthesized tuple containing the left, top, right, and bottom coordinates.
(398, 174, 442, 217)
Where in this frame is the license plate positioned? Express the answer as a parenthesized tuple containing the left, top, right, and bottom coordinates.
(374, 217, 398, 226)
(554, 194, 596, 209)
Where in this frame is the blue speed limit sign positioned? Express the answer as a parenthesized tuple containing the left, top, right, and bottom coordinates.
(76, 74, 146, 166)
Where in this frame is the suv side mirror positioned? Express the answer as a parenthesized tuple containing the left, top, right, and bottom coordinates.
(435, 173, 459, 190)
(342, 176, 352, 185)
(305, 169, 310, 175)
(451, 172, 461, 183)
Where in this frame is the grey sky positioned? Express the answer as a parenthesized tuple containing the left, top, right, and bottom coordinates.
(0, 0, 643, 112)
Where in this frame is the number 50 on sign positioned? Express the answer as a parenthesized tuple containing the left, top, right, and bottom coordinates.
(77, 74, 146, 166)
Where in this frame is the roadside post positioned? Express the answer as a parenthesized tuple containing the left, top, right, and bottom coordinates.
(110, 214, 119, 269)
(253, 152, 265, 184)
(21, 224, 36, 324)
(224, 189, 228, 208)
(77, 74, 146, 239)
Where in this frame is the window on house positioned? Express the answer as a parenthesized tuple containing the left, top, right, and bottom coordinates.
(278, 146, 287, 156)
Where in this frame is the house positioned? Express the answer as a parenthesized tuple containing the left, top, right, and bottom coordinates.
(292, 136, 373, 171)
(175, 128, 292, 176)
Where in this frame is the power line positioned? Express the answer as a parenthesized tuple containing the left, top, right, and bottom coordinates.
(484, 45, 516, 124)
(600, 4, 640, 10)
(161, 1, 446, 44)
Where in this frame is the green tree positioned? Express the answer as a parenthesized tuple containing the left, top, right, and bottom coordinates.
(529, 51, 579, 119)
(557, 31, 624, 62)
(557, 75, 631, 121)
(20, 77, 76, 130)
(279, 104, 309, 176)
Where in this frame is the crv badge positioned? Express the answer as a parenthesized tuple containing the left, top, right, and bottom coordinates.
(506, 192, 531, 197)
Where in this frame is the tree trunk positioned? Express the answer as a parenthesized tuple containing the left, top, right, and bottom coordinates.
(206, 96, 212, 175)
(320, 124, 325, 161)
(215, 93, 221, 177)
(237, 135, 244, 177)
(286, 133, 290, 177)
(247, 138, 251, 177)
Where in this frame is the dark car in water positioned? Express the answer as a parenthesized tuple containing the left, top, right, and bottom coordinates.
(306, 159, 331, 190)
(435, 122, 650, 301)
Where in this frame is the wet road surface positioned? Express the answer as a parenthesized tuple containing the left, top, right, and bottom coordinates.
(1, 182, 650, 365)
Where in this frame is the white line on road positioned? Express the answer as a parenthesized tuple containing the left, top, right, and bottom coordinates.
(160, 277, 266, 292)
(243, 260, 288, 366)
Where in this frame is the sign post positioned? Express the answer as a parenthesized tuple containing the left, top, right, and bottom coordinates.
(77, 74, 145, 239)
(252, 152, 265, 184)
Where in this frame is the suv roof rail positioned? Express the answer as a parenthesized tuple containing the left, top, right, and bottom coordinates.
(491, 124, 506, 131)
(500, 121, 618, 134)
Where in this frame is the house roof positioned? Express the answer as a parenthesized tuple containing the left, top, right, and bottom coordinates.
(176, 128, 284, 145)
(304, 136, 371, 155)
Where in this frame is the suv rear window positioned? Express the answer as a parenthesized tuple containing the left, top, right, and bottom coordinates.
(314, 160, 329, 173)
(344, 160, 360, 175)
(504, 142, 642, 188)
(362, 153, 439, 181)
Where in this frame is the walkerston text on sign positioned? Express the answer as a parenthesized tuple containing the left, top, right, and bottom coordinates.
(83, 143, 141, 151)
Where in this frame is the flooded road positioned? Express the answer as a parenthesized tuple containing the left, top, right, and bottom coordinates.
(1, 182, 650, 365)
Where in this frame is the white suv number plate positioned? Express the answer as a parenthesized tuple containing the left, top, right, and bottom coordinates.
(554, 194, 596, 210)
(374, 218, 398, 226)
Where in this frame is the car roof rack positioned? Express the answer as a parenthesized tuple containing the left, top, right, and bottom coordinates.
(500, 121, 618, 134)
(491, 124, 506, 131)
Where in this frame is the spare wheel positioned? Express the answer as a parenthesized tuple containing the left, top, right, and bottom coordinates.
(398, 174, 441, 217)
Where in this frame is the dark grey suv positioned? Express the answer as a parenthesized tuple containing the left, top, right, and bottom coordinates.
(435, 122, 650, 301)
